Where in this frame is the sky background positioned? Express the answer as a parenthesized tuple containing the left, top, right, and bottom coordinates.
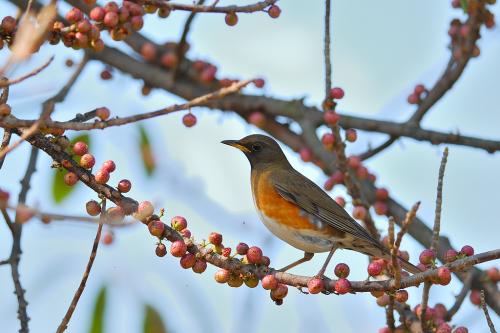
(1, 0, 500, 332)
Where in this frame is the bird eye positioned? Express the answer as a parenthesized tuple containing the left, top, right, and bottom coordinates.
(252, 143, 262, 152)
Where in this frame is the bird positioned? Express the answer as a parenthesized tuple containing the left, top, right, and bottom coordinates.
(222, 134, 420, 276)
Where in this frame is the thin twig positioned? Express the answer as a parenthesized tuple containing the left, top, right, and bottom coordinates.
(359, 136, 397, 161)
(420, 282, 432, 332)
(446, 272, 473, 320)
(481, 290, 497, 333)
(431, 148, 448, 253)
(386, 295, 396, 331)
(56, 200, 106, 333)
(323, 0, 331, 99)
(0, 56, 54, 87)
(389, 217, 401, 289)
(150, 0, 276, 13)
(2, 207, 14, 233)
(0, 129, 12, 169)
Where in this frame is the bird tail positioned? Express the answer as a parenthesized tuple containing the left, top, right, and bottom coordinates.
(397, 257, 422, 274)
(358, 240, 422, 274)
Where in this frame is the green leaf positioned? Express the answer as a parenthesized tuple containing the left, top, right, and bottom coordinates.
(52, 133, 90, 203)
(89, 286, 107, 333)
(460, 0, 468, 12)
(138, 125, 156, 177)
(143, 304, 167, 333)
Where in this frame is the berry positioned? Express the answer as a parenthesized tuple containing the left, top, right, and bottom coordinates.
(246, 246, 263, 264)
(192, 259, 207, 273)
(376, 294, 390, 307)
(415, 305, 435, 320)
(102, 232, 114, 245)
(225, 12, 238, 26)
(102, 160, 116, 173)
(180, 253, 196, 269)
(86, 200, 101, 216)
(334, 196, 346, 207)
(148, 220, 165, 237)
(236, 242, 249, 255)
(268, 5, 281, 18)
(299, 148, 313, 162)
(96, 107, 110, 120)
(378, 328, 391, 333)
(469, 290, 481, 306)
(444, 249, 458, 263)
(117, 179, 131, 193)
(323, 177, 335, 191)
(460, 245, 474, 257)
(434, 303, 447, 319)
(171, 216, 187, 231)
(395, 290, 408, 303)
(0, 103, 11, 116)
(245, 276, 259, 288)
(133, 201, 154, 221)
(321, 133, 335, 149)
(373, 201, 388, 215)
(347, 156, 361, 169)
(222, 247, 231, 257)
(419, 249, 436, 265)
(414, 84, 426, 95)
(345, 129, 357, 142)
(368, 261, 384, 276)
(437, 267, 451, 285)
(160, 53, 178, 68)
(334, 278, 351, 294)
(330, 87, 345, 99)
(436, 323, 452, 333)
(261, 256, 270, 266)
(130, 15, 144, 31)
(64, 172, 78, 186)
(182, 113, 197, 127)
(352, 206, 367, 220)
(95, 169, 110, 184)
(253, 78, 265, 88)
(248, 112, 266, 128)
(103, 11, 119, 28)
(79, 154, 95, 169)
(228, 275, 244, 287)
(1, 16, 16, 33)
(375, 188, 389, 201)
(155, 243, 167, 257)
(170, 240, 187, 257)
(307, 278, 324, 294)
(356, 166, 369, 179)
(262, 275, 278, 290)
(454, 327, 469, 333)
(487, 267, 500, 282)
(214, 269, 230, 283)
(334, 263, 350, 278)
(271, 284, 288, 299)
(180, 228, 191, 238)
(208, 232, 223, 245)
(72, 141, 88, 155)
(323, 110, 340, 125)
(66, 8, 83, 23)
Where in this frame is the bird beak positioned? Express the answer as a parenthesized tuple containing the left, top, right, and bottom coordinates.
(221, 140, 251, 153)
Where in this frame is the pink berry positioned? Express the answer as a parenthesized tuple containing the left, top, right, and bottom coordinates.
(248, 112, 266, 128)
(103, 11, 119, 28)
(225, 12, 238, 26)
(262, 275, 278, 290)
(64, 172, 78, 186)
(180, 229, 191, 238)
(183, 113, 197, 127)
(321, 133, 335, 149)
(331, 171, 344, 184)
(347, 156, 361, 169)
(148, 220, 165, 237)
(436, 323, 452, 333)
(79, 154, 95, 169)
(378, 328, 391, 333)
(268, 5, 281, 18)
(334, 263, 350, 278)
(90, 7, 105, 21)
(261, 255, 270, 266)
(214, 269, 230, 283)
(307, 278, 324, 294)
(454, 327, 469, 333)
(334, 278, 351, 294)
(334, 196, 346, 207)
(246, 246, 263, 264)
(375, 188, 389, 201)
(407, 93, 420, 104)
(171, 216, 187, 231)
(130, 15, 144, 31)
(419, 249, 436, 265)
(236, 242, 249, 255)
(180, 253, 196, 269)
(72, 141, 88, 155)
(469, 290, 481, 306)
(86, 200, 101, 216)
(323, 110, 340, 125)
(461, 245, 474, 257)
(96, 107, 110, 120)
(133, 200, 154, 221)
(356, 166, 369, 179)
(373, 201, 388, 216)
(437, 267, 451, 285)
(415, 305, 435, 320)
(170, 240, 187, 257)
(160, 53, 178, 68)
(434, 303, 447, 319)
(299, 148, 313, 162)
(102, 160, 116, 173)
(155, 243, 167, 257)
(368, 261, 383, 276)
(330, 87, 345, 99)
(444, 249, 458, 263)
(345, 129, 357, 142)
(222, 247, 231, 257)
(395, 289, 409, 303)
(271, 284, 288, 299)
(117, 179, 131, 193)
(253, 78, 265, 88)
(66, 8, 83, 23)
(95, 169, 110, 184)
(104, 1, 119, 12)
(192, 259, 207, 273)
(414, 84, 426, 95)
(352, 206, 367, 220)
(487, 267, 500, 282)
(323, 177, 335, 191)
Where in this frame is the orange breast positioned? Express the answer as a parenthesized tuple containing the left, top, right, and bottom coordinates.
(252, 170, 317, 231)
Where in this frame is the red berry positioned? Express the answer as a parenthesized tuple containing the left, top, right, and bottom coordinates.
(90, 7, 105, 21)
(323, 110, 340, 125)
(236, 242, 249, 255)
(460, 245, 474, 257)
(95, 169, 110, 184)
(470, 290, 481, 306)
(225, 12, 238, 26)
(72, 141, 88, 155)
(253, 78, 265, 88)
(180, 253, 196, 269)
(321, 133, 335, 149)
(248, 112, 266, 128)
(214, 269, 230, 283)
(160, 53, 178, 68)
(1, 16, 16, 33)
(79, 154, 95, 169)
(200, 66, 217, 83)
(148, 220, 165, 237)
(395, 289, 409, 303)
(330, 87, 345, 99)
(171, 216, 187, 231)
(222, 247, 231, 257)
(64, 172, 78, 186)
(334, 278, 351, 294)
(130, 15, 144, 31)
(444, 249, 458, 263)
(155, 243, 167, 257)
(261, 255, 270, 266)
(246, 246, 263, 264)
(375, 188, 389, 201)
(117, 179, 131, 193)
(356, 166, 369, 180)
(299, 148, 313, 162)
(436, 323, 452, 333)
(180, 229, 191, 238)
(437, 267, 451, 285)
(373, 201, 388, 215)
(102, 232, 114, 245)
(323, 177, 335, 191)
(331, 170, 344, 184)
(77, 19, 91, 33)
(192, 259, 207, 273)
(419, 249, 436, 265)
(268, 5, 281, 18)
(434, 303, 447, 319)
(347, 156, 361, 169)
(271, 283, 288, 299)
(334, 263, 350, 278)
(368, 261, 383, 276)
(170, 240, 187, 257)
(104, 1, 119, 12)
(183, 113, 197, 127)
(262, 275, 278, 290)
(407, 93, 420, 104)
(66, 8, 83, 23)
(133, 200, 154, 221)
(307, 278, 324, 294)
(487, 267, 500, 282)
(352, 206, 367, 220)
(86, 200, 101, 216)
(414, 84, 426, 95)
(454, 328, 468, 333)
(345, 129, 357, 142)
(102, 160, 116, 173)
(96, 107, 110, 120)
(103, 12, 119, 28)
(334, 196, 346, 207)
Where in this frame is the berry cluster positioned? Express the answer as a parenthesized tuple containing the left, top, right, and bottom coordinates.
(0, 16, 16, 50)
(407, 84, 427, 105)
(224, 4, 281, 27)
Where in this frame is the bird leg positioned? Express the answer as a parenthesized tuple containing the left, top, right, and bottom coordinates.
(278, 252, 314, 272)
(315, 245, 338, 278)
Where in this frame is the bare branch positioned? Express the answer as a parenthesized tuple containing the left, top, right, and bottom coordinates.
(481, 290, 498, 333)
(150, 0, 276, 13)
(431, 148, 449, 253)
(0, 56, 54, 87)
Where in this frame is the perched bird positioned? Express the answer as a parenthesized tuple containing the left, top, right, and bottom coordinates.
(222, 134, 420, 276)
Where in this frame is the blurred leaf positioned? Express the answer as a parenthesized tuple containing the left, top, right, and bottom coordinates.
(460, 0, 468, 11)
(143, 305, 167, 333)
(52, 133, 90, 203)
(138, 125, 156, 177)
(89, 286, 107, 333)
